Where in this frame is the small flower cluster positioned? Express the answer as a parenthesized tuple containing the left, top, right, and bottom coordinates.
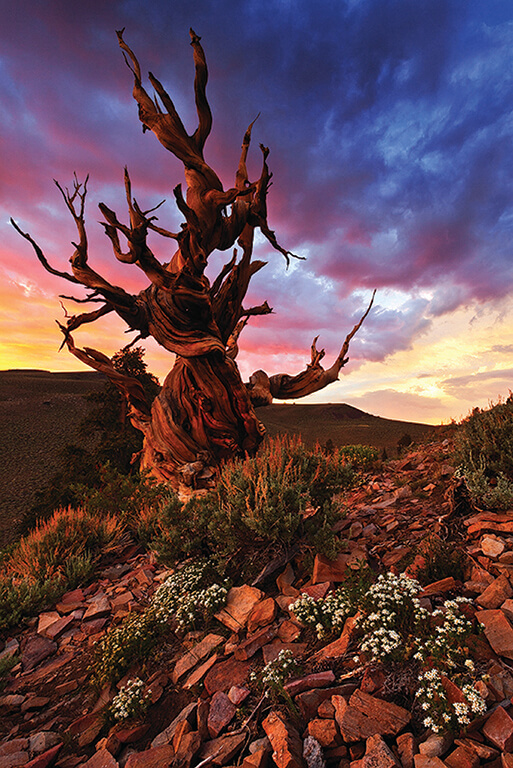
(92, 610, 159, 688)
(109, 677, 152, 722)
(415, 668, 486, 733)
(290, 589, 352, 639)
(250, 649, 299, 693)
(152, 560, 229, 630)
(413, 597, 474, 668)
(357, 573, 428, 662)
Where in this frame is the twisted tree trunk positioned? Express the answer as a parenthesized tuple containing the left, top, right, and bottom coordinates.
(13, 29, 374, 489)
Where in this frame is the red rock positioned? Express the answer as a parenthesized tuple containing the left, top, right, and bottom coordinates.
(317, 699, 335, 718)
(247, 597, 278, 632)
(235, 626, 277, 661)
(21, 696, 50, 712)
(183, 654, 219, 689)
(207, 691, 237, 737)
(482, 705, 513, 751)
(21, 635, 57, 671)
(396, 732, 416, 768)
(228, 685, 250, 705)
(477, 610, 513, 658)
(300, 582, 331, 600)
(0, 740, 28, 756)
(45, 614, 75, 640)
(113, 723, 150, 744)
(241, 747, 269, 768)
(215, 585, 264, 631)
(204, 657, 252, 694)
(0, 752, 29, 768)
(172, 722, 201, 768)
(276, 564, 298, 596)
(197, 732, 246, 766)
(262, 641, 307, 665)
(444, 746, 479, 768)
(420, 577, 457, 596)
(151, 701, 197, 748)
(80, 749, 119, 768)
(477, 575, 513, 609)
(83, 595, 111, 620)
(66, 711, 104, 748)
(454, 738, 498, 761)
(23, 744, 62, 768)
(413, 757, 447, 767)
(37, 612, 61, 636)
(172, 633, 224, 682)
(503, 754, 513, 767)
(311, 634, 350, 662)
(312, 553, 350, 584)
(358, 734, 400, 767)
(440, 676, 466, 704)
(262, 710, 305, 768)
(285, 670, 336, 697)
(278, 620, 302, 643)
(332, 690, 410, 742)
(295, 685, 357, 721)
(360, 667, 386, 695)
(481, 535, 505, 558)
(306, 718, 341, 748)
(125, 744, 175, 768)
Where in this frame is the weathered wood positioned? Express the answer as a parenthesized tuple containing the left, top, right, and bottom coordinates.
(13, 30, 373, 488)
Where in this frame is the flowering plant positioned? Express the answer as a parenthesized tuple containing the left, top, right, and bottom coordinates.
(109, 677, 152, 722)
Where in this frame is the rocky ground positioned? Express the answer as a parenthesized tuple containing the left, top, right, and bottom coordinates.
(2, 440, 513, 767)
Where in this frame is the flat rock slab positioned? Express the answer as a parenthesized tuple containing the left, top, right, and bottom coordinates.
(477, 609, 513, 658)
(262, 710, 305, 768)
(204, 657, 251, 695)
(125, 744, 174, 768)
(21, 635, 57, 671)
(215, 585, 263, 631)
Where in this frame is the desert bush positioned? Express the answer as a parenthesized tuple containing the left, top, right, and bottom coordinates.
(148, 435, 354, 568)
(454, 395, 513, 509)
(6, 507, 128, 582)
(0, 575, 65, 630)
(337, 444, 379, 469)
(409, 536, 467, 586)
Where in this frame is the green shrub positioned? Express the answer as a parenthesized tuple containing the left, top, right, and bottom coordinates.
(0, 575, 65, 630)
(410, 536, 467, 586)
(337, 444, 379, 469)
(455, 395, 513, 509)
(148, 435, 354, 569)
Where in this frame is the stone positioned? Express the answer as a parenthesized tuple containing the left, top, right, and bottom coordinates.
(476, 574, 513, 609)
(234, 626, 277, 660)
(482, 705, 513, 751)
(28, 732, 61, 754)
(241, 747, 269, 768)
(302, 736, 324, 768)
(21, 635, 57, 671)
(262, 641, 308, 665)
(183, 654, 219, 689)
(114, 723, 150, 744)
(300, 582, 331, 600)
(481, 535, 506, 558)
(278, 620, 302, 643)
(358, 734, 400, 767)
(312, 553, 350, 584)
(37, 612, 61, 636)
(247, 597, 278, 632)
(285, 671, 336, 697)
(214, 585, 264, 631)
(420, 577, 458, 596)
(444, 746, 479, 768)
(332, 690, 410, 742)
(418, 733, 452, 758)
(172, 722, 201, 768)
(0, 742, 28, 757)
(396, 732, 416, 768)
(0, 695, 25, 709)
(228, 685, 250, 705)
(151, 701, 197, 748)
(207, 691, 237, 737)
(21, 695, 51, 712)
(500, 598, 513, 623)
(204, 656, 252, 694)
(477, 610, 513, 658)
(413, 757, 448, 767)
(277, 564, 298, 596)
(83, 595, 111, 621)
(172, 633, 224, 682)
(262, 710, 305, 768)
(66, 711, 104, 748)
(197, 733, 246, 766)
(295, 685, 358, 722)
(0, 752, 29, 768)
(125, 744, 174, 768)
(454, 738, 499, 761)
(306, 719, 341, 748)
(23, 744, 62, 768)
(80, 749, 119, 768)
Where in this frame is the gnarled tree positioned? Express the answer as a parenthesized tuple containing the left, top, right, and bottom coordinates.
(13, 30, 374, 488)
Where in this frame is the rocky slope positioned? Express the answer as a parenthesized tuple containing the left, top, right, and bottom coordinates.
(2, 440, 513, 768)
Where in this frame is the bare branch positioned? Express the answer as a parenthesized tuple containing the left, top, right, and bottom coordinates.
(10, 219, 79, 284)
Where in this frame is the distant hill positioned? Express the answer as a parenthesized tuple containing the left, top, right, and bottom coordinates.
(0, 370, 440, 546)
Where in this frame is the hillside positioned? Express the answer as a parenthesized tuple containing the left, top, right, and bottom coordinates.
(0, 438, 512, 767)
(0, 370, 439, 546)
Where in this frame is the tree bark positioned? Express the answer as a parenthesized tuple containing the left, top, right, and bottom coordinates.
(13, 29, 374, 489)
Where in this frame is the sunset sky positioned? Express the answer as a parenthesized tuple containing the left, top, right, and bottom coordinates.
(1, 0, 513, 425)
